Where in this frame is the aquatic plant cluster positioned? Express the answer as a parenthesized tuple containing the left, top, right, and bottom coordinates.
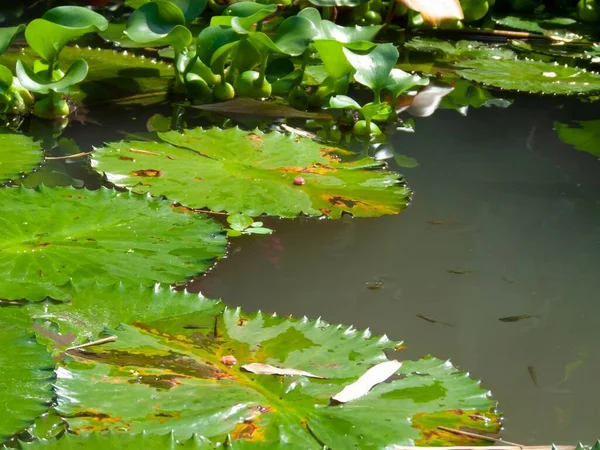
(0, 0, 598, 447)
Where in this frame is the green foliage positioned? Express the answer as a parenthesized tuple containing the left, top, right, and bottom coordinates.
(54, 308, 499, 445)
(555, 120, 600, 157)
(92, 127, 411, 218)
(0, 186, 226, 301)
(226, 213, 273, 236)
(0, 25, 25, 56)
(0, 323, 55, 441)
(0, 127, 43, 183)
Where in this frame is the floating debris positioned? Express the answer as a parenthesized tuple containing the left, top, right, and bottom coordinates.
(365, 278, 384, 290)
(416, 314, 455, 327)
(499, 314, 541, 322)
(447, 269, 474, 275)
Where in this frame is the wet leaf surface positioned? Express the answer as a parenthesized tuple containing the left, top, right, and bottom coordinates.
(93, 127, 411, 218)
(0, 128, 43, 184)
(555, 120, 600, 157)
(0, 187, 226, 301)
(0, 323, 55, 441)
(54, 309, 499, 446)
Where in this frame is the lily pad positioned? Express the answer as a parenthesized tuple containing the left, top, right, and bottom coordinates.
(16, 432, 214, 449)
(55, 308, 499, 446)
(0, 127, 43, 184)
(0, 186, 226, 301)
(0, 323, 55, 441)
(455, 59, 600, 95)
(405, 37, 516, 61)
(93, 127, 410, 218)
(555, 120, 600, 157)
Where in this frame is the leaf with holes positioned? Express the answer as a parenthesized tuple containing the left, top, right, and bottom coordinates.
(54, 307, 499, 446)
(455, 59, 600, 95)
(92, 127, 410, 218)
(0, 186, 226, 301)
(0, 127, 43, 184)
(0, 323, 55, 441)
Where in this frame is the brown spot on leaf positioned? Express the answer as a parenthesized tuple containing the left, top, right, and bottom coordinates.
(328, 196, 356, 208)
(131, 169, 163, 177)
(246, 133, 263, 147)
(36, 242, 50, 247)
(128, 374, 183, 390)
(411, 410, 501, 445)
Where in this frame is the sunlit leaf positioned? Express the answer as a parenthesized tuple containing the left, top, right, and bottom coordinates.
(16, 431, 214, 449)
(0, 127, 43, 184)
(398, 0, 464, 26)
(0, 323, 54, 441)
(0, 24, 25, 56)
(248, 16, 317, 56)
(93, 127, 411, 218)
(298, 7, 381, 42)
(344, 43, 398, 93)
(55, 308, 499, 445)
(0, 186, 226, 301)
(555, 120, 600, 157)
(405, 37, 516, 61)
(25, 6, 108, 62)
(16, 58, 88, 94)
(455, 59, 600, 95)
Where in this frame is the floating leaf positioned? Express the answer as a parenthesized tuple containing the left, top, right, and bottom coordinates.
(0, 323, 55, 440)
(0, 186, 226, 301)
(394, 154, 419, 168)
(555, 120, 600, 157)
(188, 98, 331, 119)
(16, 431, 214, 449)
(0, 127, 43, 184)
(405, 37, 516, 61)
(25, 6, 108, 63)
(55, 308, 499, 445)
(455, 59, 600, 95)
(93, 127, 410, 218)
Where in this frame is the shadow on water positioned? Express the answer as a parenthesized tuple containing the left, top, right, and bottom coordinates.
(61, 94, 600, 443)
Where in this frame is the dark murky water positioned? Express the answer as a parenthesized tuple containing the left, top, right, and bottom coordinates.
(67, 95, 599, 444)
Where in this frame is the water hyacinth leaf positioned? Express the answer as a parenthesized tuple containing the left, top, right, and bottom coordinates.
(25, 7, 108, 63)
(0, 24, 25, 55)
(16, 431, 214, 449)
(170, 0, 208, 22)
(0, 65, 13, 89)
(0, 283, 224, 346)
(312, 40, 355, 79)
(330, 94, 361, 109)
(55, 308, 499, 445)
(455, 59, 600, 95)
(298, 8, 380, 42)
(16, 58, 88, 94)
(0, 186, 226, 301)
(343, 43, 398, 93)
(0, 323, 55, 441)
(214, 3, 277, 29)
(0, 127, 43, 184)
(248, 16, 317, 56)
(555, 120, 600, 157)
(125, 0, 192, 51)
(308, 0, 367, 6)
(196, 26, 239, 66)
(385, 68, 429, 101)
(93, 127, 411, 218)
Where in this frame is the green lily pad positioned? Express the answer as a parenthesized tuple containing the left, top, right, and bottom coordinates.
(92, 127, 411, 218)
(0, 323, 55, 441)
(405, 37, 516, 61)
(455, 59, 600, 95)
(16, 431, 214, 449)
(0, 186, 226, 301)
(555, 120, 600, 157)
(0, 127, 43, 184)
(55, 308, 499, 445)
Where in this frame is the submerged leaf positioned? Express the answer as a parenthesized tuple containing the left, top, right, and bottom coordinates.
(93, 127, 411, 218)
(0, 187, 226, 301)
(54, 308, 499, 445)
(555, 120, 600, 157)
(0, 323, 55, 440)
(0, 127, 43, 184)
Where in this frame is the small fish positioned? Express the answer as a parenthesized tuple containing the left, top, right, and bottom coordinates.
(447, 269, 473, 275)
(499, 314, 541, 323)
(416, 314, 455, 327)
(365, 279, 384, 290)
(527, 365, 539, 387)
(501, 276, 515, 284)
(427, 220, 446, 225)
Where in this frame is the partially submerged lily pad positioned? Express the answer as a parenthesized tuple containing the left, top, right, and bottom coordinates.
(55, 308, 499, 446)
(92, 127, 411, 218)
(0, 127, 43, 184)
(0, 186, 226, 301)
(455, 59, 600, 95)
(555, 120, 600, 157)
(0, 323, 55, 441)
(405, 37, 516, 61)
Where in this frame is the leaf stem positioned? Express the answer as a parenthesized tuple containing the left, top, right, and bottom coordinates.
(65, 335, 118, 352)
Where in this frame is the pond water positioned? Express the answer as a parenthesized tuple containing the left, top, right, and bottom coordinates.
(59, 93, 600, 444)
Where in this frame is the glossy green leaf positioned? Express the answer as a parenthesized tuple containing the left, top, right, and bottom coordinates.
(1, 46, 173, 105)
(385, 68, 429, 100)
(227, 213, 255, 230)
(0, 127, 43, 184)
(25, 7, 108, 62)
(124, 0, 192, 51)
(248, 16, 317, 56)
(492, 14, 590, 40)
(555, 120, 600, 157)
(0, 24, 25, 56)
(0, 65, 14, 89)
(54, 308, 499, 445)
(212, 3, 277, 29)
(455, 59, 600, 95)
(93, 127, 411, 218)
(330, 94, 361, 109)
(196, 26, 239, 66)
(0, 186, 226, 301)
(344, 43, 398, 94)
(308, 0, 368, 7)
(16, 58, 88, 94)
(312, 40, 357, 79)
(298, 8, 380, 42)
(0, 323, 54, 441)
(173, 0, 208, 22)
(16, 431, 214, 449)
